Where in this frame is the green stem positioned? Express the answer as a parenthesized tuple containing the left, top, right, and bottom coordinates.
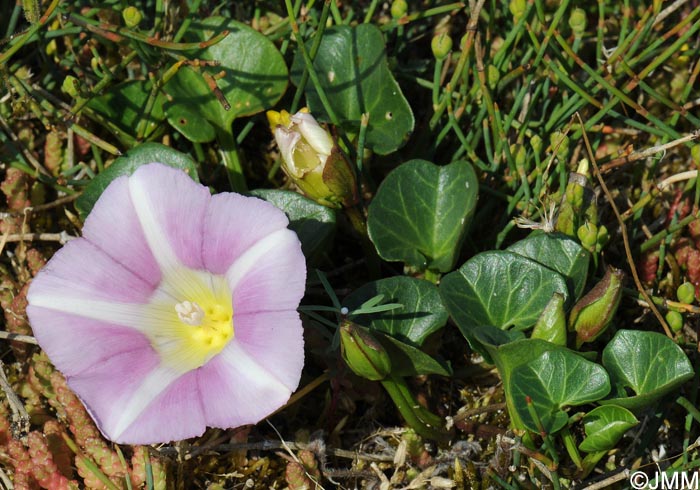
(216, 127, 247, 192)
(380, 374, 447, 441)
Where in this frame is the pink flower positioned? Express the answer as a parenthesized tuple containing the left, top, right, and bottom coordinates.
(27, 163, 306, 444)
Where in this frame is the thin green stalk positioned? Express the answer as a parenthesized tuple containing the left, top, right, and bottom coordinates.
(216, 127, 247, 192)
(380, 375, 447, 441)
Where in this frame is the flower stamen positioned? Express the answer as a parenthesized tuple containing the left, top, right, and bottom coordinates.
(175, 300, 204, 326)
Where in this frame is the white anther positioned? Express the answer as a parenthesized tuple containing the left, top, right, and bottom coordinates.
(175, 301, 204, 326)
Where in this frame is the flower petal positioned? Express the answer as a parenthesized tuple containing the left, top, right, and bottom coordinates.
(27, 238, 156, 304)
(202, 193, 290, 275)
(26, 307, 153, 377)
(227, 229, 306, 314)
(198, 341, 294, 428)
(128, 163, 210, 271)
(233, 310, 304, 391)
(81, 176, 161, 287)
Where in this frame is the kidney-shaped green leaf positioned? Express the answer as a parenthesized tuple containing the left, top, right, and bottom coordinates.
(164, 17, 288, 133)
(292, 24, 413, 154)
(343, 276, 448, 345)
(507, 232, 590, 301)
(440, 251, 569, 340)
(368, 160, 478, 273)
(75, 143, 198, 219)
(601, 330, 693, 411)
(510, 350, 610, 434)
(579, 405, 638, 452)
(249, 189, 336, 265)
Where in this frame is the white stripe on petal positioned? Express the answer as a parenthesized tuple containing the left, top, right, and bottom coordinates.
(225, 229, 295, 293)
(219, 341, 291, 393)
(109, 364, 184, 441)
(128, 174, 181, 273)
(27, 295, 155, 333)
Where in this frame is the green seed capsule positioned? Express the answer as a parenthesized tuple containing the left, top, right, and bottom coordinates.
(61, 76, 80, 97)
(568, 8, 587, 36)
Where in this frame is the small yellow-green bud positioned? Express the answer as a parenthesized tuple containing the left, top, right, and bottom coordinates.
(122, 6, 143, 28)
(570, 266, 624, 348)
(666, 311, 684, 333)
(509, 0, 527, 19)
(691, 145, 700, 163)
(339, 321, 392, 381)
(595, 224, 609, 252)
(568, 8, 587, 36)
(531, 293, 567, 345)
(431, 33, 453, 60)
(550, 131, 570, 161)
(677, 282, 695, 304)
(577, 222, 598, 251)
(61, 76, 80, 97)
(391, 0, 408, 19)
(487, 64, 500, 89)
(510, 144, 527, 170)
(530, 134, 543, 155)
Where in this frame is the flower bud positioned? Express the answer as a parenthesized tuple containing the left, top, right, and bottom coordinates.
(339, 321, 392, 381)
(550, 131, 570, 162)
(568, 8, 587, 37)
(122, 6, 143, 28)
(487, 64, 500, 89)
(555, 160, 596, 237)
(267, 109, 357, 208)
(509, 0, 527, 20)
(666, 311, 684, 333)
(530, 134, 543, 155)
(577, 222, 598, 251)
(431, 33, 452, 60)
(677, 282, 695, 304)
(531, 293, 567, 345)
(61, 76, 80, 97)
(569, 266, 624, 348)
(391, 0, 408, 19)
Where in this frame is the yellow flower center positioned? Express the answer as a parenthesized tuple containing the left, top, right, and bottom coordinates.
(146, 269, 234, 371)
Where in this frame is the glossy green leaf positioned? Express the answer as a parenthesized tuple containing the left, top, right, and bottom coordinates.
(507, 232, 590, 300)
(88, 80, 165, 140)
(367, 160, 478, 272)
(579, 405, 638, 452)
(166, 104, 216, 143)
(472, 328, 564, 430)
(378, 333, 451, 377)
(601, 330, 693, 411)
(343, 276, 448, 345)
(249, 189, 336, 264)
(440, 251, 569, 341)
(75, 143, 198, 219)
(164, 17, 288, 134)
(510, 350, 610, 434)
(291, 24, 413, 154)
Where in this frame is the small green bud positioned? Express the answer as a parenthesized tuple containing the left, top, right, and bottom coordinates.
(531, 293, 567, 345)
(122, 6, 143, 28)
(487, 64, 500, 89)
(339, 321, 392, 381)
(595, 225, 609, 252)
(570, 266, 624, 348)
(691, 145, 700, 163)
(530, 134, 543, 155)
(509, 0, 527, 19)
(550, 131, 570, 161)
(391, 0, 408, 19)
(666, 311, 684, 333)
(677, 282, 696, 304)
(510, 144, 527, 170)
(431, 33, 453, 60)
(577, 222, 598, 251)
(568, 7, 587, 36)
(61, 75, 80, 97)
